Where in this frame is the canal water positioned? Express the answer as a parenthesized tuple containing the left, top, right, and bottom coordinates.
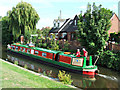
(1, 46, 120, 89)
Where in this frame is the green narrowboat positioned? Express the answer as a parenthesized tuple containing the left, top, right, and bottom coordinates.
(7, 43, 98, 76)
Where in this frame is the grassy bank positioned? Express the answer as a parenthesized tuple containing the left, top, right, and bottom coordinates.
(0, 60, 74, 88)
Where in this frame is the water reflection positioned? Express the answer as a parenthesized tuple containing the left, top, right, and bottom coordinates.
(6, 53, 97, 88)
(7, 54, 56, 78)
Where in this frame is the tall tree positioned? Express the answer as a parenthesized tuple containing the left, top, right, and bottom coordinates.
(77, 3, 113, 55)
(2, 16, 13, 45)
(8, 1, 40, 42)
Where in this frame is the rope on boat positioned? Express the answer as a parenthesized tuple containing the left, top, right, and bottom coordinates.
(94, 56, 99, 66)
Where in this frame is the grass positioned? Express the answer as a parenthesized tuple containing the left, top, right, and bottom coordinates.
(0, 60, 74, 88)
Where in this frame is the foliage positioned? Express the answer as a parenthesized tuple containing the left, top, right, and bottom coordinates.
(43, 71, 47, 76)
(110, 32, 120, 43)
(14, 61, 18, 65)
(2, 16, 13, 45)
(63, 41, 70, 52)
(24, 64, 28, 69)
(8, 1, 40, 42)
(58, 70, 73, 85)
(40, 27, 51, 38)
(98, 50, 120, 71)
(77, 3, 113, 55)
(49, 34, 59, 50)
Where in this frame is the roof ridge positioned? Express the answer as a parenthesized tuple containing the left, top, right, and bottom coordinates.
(58, 19, 71, 33)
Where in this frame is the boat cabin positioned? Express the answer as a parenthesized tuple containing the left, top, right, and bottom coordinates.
(10, 43, 93, 68)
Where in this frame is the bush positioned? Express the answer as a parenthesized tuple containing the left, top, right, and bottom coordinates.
(58, 70, 73, 85)
(14, 61, 18, 65)
(98, 50, 120, 71)
(63, 41, 70, 52)
(24, 64, 28, 69)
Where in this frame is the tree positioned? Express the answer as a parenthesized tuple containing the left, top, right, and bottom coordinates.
(8, 1, 40, 42)
(77, 3, 113, 55)
(40, 27, 51, 38)
(2, 16, 13, 45)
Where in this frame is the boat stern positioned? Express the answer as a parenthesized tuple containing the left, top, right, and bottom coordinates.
(83, 66, 98, 76)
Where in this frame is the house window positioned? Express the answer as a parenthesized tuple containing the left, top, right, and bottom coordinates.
(62, 33, 67, 38)
(71, 33, 76, 41)
(53, 21, 56, 28)
(58, 20, 60, 28)
(75, 20, 76, 25)
(42, 53, 46, 57)
(35, 51, 39, 55)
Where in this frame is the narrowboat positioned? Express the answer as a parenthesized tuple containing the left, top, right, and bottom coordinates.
(7, 43, 98, 76)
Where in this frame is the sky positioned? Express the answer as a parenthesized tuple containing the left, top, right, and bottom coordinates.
(0, 0, 119, 29)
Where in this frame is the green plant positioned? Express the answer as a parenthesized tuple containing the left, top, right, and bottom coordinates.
(58, 70, 73, 85)
(8, 1, 40, 43)
(43, 71, 47, 76)
(63, 41, 70, 52)
(14, 61, 18, 65)
(24, 64, 28, 69)
(98, 50, 120, 71)
(77, 3, 113, 55)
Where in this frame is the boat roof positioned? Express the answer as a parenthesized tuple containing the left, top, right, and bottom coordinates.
(12, 43, 76, 57)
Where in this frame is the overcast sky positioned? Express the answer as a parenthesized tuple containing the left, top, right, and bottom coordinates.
(0, 0, 119, 29)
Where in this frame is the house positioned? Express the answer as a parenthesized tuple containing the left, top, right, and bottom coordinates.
(49, 15, 80, 50)
(49, 13, 120, 50)
(109, 13, 120, 36)
(49, 15, 79, 41)
(50, 10, 66, 39)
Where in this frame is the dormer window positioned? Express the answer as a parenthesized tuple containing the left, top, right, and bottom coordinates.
(74, 20, 77, 25)
(58, 20, 60, 28)
(53, 21, 56, 28)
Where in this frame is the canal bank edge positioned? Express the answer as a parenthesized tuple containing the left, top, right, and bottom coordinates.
(0, 58, 78, 89)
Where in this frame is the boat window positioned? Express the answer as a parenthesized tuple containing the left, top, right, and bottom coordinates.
(31, 49, 34, 54)
(20, 47, 22, 51)
(55, 53, 59, 61)
(15, 47, 18, 51)
(35, 51, 39, 55)
(27, 49, 30, 53)
(23, 48, 25, 52)
(11, 46, 15, 50)
(42, 53, 46, 57)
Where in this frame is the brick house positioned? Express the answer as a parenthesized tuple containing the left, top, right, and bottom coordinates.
(49, 13, 120, 50)
(49, 15, 81, 50)
(109, 13, 120, 35)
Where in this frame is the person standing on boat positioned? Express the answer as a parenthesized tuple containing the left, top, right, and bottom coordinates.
(76, 49, 81, 57)
(83, 48, 88, 57)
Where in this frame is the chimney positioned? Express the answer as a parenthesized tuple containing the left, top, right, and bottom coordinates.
(60, 10, 61, 19)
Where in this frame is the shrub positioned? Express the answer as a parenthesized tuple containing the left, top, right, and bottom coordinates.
(43, 71, 47, 76)
(24, 64, 28, 69)
(98, 50, 120, 71)
(63, 41, 70, 52)
(14, 61, 18, 65)
(58, 70, 73, 85)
